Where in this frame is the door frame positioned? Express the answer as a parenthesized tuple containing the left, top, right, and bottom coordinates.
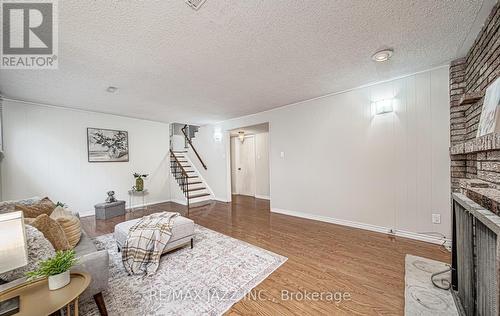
(231, 134, 256, 197)
(226, 123, 270, 203)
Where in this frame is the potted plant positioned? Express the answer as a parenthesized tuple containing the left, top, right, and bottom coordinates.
(27, 250, 78, 290)
(55, 201, 66, 208)
(133, 173, 148, 191)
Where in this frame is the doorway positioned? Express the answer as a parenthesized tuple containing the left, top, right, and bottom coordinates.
(232, 135, 256, 196)
(229, 123, 270, 199)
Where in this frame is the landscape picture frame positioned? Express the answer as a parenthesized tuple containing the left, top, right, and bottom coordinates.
(87, 127, 129, 162)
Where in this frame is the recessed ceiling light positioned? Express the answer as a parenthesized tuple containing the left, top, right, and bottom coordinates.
(107, 86, 118, 93)
(371, 49, 393, 62)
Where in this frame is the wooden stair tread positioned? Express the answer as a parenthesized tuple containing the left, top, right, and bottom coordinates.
(187, 187, 206, 192)
(175, 177, 201, 182)
(188, 193, 210, 199)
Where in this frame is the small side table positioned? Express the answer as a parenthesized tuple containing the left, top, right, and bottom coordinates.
(128, 189, 148, 212)
(0, 272, 91, 316)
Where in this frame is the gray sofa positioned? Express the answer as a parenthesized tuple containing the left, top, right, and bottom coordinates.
(0, 197, 109, 315)
(72, 230, 109, 315)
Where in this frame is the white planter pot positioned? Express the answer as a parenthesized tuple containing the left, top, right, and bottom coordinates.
(48, 270, 70, 290)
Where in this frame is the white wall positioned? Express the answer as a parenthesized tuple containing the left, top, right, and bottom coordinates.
(171, 134, 185, 152)
(190, 66, 451, 241)
(2, 101, 171, 215)
(187, 124, 231, 201)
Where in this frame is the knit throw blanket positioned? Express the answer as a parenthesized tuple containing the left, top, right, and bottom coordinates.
(122, 212, 179, 275)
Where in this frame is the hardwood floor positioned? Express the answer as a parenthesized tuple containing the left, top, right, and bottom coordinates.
(80, 195, 450, 315)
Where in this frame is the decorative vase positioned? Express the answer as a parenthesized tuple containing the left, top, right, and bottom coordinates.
(135, 177, 144, 191)
(48, 270, 70, 290)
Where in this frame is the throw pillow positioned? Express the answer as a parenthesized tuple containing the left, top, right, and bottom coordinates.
(28, 214, 71, 251)
(55, 215, 81, 248)
(0, 225, 56, 282)
(0, 197, 41, 214)
(15, 197, 56, 218)
(50, 206, 72, 219)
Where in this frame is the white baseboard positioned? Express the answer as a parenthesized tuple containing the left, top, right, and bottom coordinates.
(255, 195, 270, 200)
(169, 198, 187, 206)
(78, 199, 172, 217)
(78, 210, 95, 218)
(127, 199, 171, 211)
(271, 208, 451, 247)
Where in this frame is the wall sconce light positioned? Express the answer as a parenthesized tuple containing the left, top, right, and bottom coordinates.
(238, 131, 245, 143)
(373, 99, 394, 115)
(213, 127, 222, 142)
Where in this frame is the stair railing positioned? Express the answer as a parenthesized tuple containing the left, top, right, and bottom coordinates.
(181, 124, 207, 170)
(170, 149, 190, 210)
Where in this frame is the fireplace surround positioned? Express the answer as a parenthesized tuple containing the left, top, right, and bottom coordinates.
(449, 3, 499, 215)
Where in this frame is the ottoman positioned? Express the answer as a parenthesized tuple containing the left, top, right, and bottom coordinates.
(114, 215, 195, 253)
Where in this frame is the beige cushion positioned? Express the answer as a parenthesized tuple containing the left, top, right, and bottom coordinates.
(15, 197, 56, 218)
(50, 206, 72, 219)
(28, 214, 71, 251)
(56, 215, 81, 248)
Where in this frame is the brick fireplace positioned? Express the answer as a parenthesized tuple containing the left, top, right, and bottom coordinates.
(450, 3, 500, 212)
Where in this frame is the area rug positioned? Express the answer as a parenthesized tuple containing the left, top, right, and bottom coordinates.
(405, 254, 458, 316)
(79, 225, 287, 316)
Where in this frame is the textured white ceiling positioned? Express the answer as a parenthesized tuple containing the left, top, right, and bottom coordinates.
(0, 0, 496, 124)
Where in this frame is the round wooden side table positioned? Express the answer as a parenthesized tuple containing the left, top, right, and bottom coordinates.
(0, 272, 91, 316)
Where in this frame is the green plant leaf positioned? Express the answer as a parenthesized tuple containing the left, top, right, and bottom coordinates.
(26, 250, 78, 279)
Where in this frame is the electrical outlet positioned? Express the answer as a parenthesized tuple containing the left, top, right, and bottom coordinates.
(280, 152, 285, 159)
(432, 214, 441, 224)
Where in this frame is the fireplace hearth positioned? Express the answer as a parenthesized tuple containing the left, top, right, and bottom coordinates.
(451, 193, 499, 315)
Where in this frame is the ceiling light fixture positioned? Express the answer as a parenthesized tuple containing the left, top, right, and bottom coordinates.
(373, 99, 395, 115)
(371, 49, 393, 62)
(185, 0, 207, 10)
(213, 127, 222, 142)
(106, 86, 118, 93)
(238, 131, 245, 143)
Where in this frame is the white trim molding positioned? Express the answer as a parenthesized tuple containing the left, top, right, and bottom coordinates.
(170, 198, 188, 206)
(255, 195, 270, 200)
(78, 199, 172, 217)
(271, 208, 451, 247)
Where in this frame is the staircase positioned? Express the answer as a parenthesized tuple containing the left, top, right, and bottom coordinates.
(169, 124, 211, 209)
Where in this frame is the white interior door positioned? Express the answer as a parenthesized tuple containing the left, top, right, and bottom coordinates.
(236, 136, 256, 196)
(230, 137, 238, 194)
